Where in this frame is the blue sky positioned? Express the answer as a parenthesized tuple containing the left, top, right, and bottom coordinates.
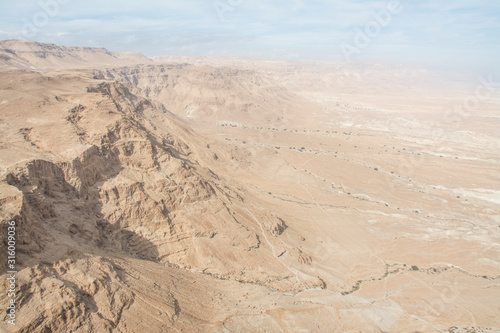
(1, 0, 499, 74)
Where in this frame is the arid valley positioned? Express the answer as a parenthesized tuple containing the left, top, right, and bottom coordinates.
(0, 40, 499, 332)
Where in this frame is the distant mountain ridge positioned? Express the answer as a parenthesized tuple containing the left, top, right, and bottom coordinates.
(0, 39, 152, 70)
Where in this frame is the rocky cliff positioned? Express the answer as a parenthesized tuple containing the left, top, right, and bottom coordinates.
(0, 70, 323, 332)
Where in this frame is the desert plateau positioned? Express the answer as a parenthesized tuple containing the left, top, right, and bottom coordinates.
(0, 33, 499, 333)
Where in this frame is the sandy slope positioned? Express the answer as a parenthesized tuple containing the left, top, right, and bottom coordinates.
(0, 41, 499, 332)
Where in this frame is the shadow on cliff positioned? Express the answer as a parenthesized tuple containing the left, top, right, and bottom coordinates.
(0, 157, 160, 274)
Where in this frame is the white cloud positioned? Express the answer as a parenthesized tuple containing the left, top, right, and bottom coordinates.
(0, 0, 498, 74)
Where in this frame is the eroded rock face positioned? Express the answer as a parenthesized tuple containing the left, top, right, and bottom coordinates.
(13, 258, 138, 333)
(91, 64, 314, 127)
(2, 46, 499, 332)
(0, 75, 316, 332)
(267, 216, 288, 236)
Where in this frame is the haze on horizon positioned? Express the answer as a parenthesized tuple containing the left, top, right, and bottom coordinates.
(0, 0, 499, 76)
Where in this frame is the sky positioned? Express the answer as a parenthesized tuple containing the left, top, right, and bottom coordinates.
(0, 0, 499, 75)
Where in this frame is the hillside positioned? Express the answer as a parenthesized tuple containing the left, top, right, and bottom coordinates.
(1, 41, 499, 332)
(0, 40, 152, 70)
(91, 64, 322, 127)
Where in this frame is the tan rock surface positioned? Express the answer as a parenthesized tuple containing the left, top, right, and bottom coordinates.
(1, 41, 499, 332)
